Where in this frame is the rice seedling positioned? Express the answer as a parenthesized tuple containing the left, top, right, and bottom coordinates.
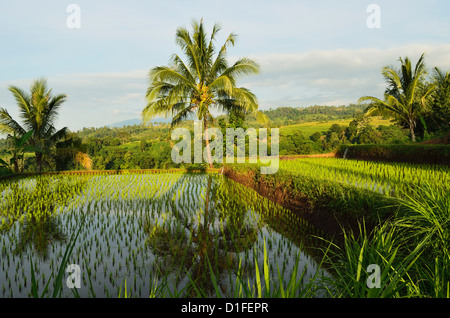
(0, 171, 327, 298)
(279, 157, 449, 199)
(2, 157, 445, 299)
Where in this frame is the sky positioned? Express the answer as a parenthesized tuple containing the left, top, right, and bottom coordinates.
(0, 0, 449, 132)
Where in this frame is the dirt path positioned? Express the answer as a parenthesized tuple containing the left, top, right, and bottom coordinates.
(280, 152, 336, 160)
(420, 131, 450, 145)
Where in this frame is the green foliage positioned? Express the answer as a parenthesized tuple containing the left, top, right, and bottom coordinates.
(359, 53, 438, 142)
(336, 144, 450, 165)
(323, 183, 449, 298)
(227, 159, 449, 298)
(263, 104, 367, 127)
(419, 67, 450, 135)
(0, 78, 69, 172)
(143, 20, 267, 167)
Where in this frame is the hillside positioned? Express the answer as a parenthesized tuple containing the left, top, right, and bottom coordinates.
(279, 116, 392, 137)
(0, 104, 434, 172)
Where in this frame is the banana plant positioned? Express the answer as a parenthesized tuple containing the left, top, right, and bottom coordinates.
(6, 129, 35, 173)
(0, 157, 8, 169)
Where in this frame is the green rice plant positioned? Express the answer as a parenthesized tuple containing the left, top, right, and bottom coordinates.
(118, 278, 130, 298)
(191, 238, 326, 298)
(319, 221, 427, 298)
(391, 183, 450, 297)
(394, 182, 449, 254)
(29, 211, 87, 298)
(3, 171, 328, 298)
(278, 157, 449, 199)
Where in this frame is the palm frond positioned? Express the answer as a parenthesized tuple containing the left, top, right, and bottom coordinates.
(8, 86, 32, 118)
(171, 103, 196, 127)
(0, 108, 26, 135)
(145, 20, 261, 130)
(49, 127, 68, 143)
(220, 57, 260, 80)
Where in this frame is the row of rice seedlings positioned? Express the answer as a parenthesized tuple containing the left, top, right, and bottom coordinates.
(279, 158, 449, 198)
(0, 172, 326, 298)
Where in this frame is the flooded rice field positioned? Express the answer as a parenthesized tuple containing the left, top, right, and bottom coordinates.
(0, 172, 329, 297)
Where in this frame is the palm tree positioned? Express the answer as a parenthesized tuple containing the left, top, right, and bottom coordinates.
(142, 19, 267, 167)
(358, 53, 435, 142)
(430, 67, 450, 129)
(0, 78, 68, 172)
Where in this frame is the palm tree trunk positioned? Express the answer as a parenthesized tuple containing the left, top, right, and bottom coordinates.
(13, 159, 19, 173)
(204, 118, 214, 169)
(409, 119, 416, 142)
(36, 152, 43, 173)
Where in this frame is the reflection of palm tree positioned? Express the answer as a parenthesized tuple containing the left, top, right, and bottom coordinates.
(143, 174, 258, 296)
(14, 208, 66, 261)
(4, 177, 87, 260)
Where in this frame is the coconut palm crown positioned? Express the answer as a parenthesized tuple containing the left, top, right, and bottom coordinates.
(358, 53, 435, 142)
(0, 78, 68, 172)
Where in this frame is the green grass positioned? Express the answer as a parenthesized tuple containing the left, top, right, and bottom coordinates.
(2, 161, 448, 298)
(321, 183, 449, 298)
(279, 157, 449, 198)
(279, 117, 392, 137)
(227, 158, 449, 298)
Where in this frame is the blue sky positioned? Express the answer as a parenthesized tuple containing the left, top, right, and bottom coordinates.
(0, 0, 449, 132)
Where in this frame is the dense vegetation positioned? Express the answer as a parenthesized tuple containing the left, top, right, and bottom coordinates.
(261, 104, 368, 126)
(0, 106, 421, 173)
(336, 144, 450, 165)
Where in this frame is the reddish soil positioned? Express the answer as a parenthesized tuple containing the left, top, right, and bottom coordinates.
(420, 131, 450, 145)
(223, 167, 365, 242)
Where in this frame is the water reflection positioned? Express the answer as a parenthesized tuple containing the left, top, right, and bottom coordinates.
(2, 177, 87, 260)
(13, 207, 66, 261)
(144, 175, 259, 296)
(0, 173, 329, 298)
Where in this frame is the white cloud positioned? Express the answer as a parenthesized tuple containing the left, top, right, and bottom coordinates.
(0, 70, 149, 131)
(241, 43, 450, 108)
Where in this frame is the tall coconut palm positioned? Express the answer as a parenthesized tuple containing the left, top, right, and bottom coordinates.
(142, 20, 267, 167)
(358, 53, 435, 142)
(0, 78, 68, 172)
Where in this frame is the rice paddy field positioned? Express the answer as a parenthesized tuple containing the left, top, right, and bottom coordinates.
(0, 172, 328, 298)
(0, 157, 448, 298)
(279, 158, 449, 198)
(227, 157, 449, 298)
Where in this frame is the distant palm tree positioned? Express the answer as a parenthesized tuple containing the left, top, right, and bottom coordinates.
(430, 67, 450, 129)
(0, 78, 68, 172)
(142, 19, 267, 167)
(358, 53, 435, 142)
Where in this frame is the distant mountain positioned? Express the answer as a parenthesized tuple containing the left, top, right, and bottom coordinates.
(107, 117, 170, 128)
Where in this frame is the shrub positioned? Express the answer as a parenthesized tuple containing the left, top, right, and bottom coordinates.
(336, 144, 450, 165)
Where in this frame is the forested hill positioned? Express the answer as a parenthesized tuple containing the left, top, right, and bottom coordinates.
(261, 104, 368, 127)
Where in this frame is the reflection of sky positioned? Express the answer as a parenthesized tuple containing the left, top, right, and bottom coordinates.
(0, 173, 331, 297)
(0, 0, 449, 131)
